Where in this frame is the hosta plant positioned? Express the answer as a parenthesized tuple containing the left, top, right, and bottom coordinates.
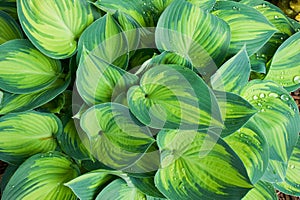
(0, 0, 300, 199)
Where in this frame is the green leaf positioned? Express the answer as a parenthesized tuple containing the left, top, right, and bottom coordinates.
(214, 91, 257, 137)
(2, 152, 80, 200)
(156, 0, 230, 71)
(76, 51, 138, 105)
(0, 73, 70, 115)
(212, 1, 277, 56)
(155, 129, 253, 199)
(66, 169, 123, 200)
(0, 164, 18, 194)
(0, 0, 17, 20)
(210, 47, 251, 93)
(240, 80, 300, 182)
(80, 102, 155, 170)
(95, 179, 146, 200)
(17, 0, 94, 59)
(273, 138, 300, 196)
(0, 10, 22, 44)
(0, 111, 61, 164)
(0, 39, 61, 94)
(149, 51, 193, 69)
(264, 31, 300, 92)
(77, 14, 129, 69)
(243, 181, 277, 200)
(130, 176, 165, 198)
(224, 119, 268, 183)
(187, 0, 216, 10)
(128, 65, 223, 130)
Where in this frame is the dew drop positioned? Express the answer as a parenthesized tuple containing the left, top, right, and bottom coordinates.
(280, 36, 284, 40)
(269, 93, 279, 98)
(293, 76, 300, 84)
(280, 76, 284, 79)
(290, 165, 295, 169)
(280, 94, 289, 101)
(253, 95, 259, 100)
(267, 105, 272, 109)
(274, 15, 279, 19)
(261, 3, 267, 8)
(143, 2, 146, 5)
(261, 109, 266, 112)
(259, 93, 266, 98)
(240, 133, 244, 137)
(232, 6, 237, 10)
(257, 102, 262, 107)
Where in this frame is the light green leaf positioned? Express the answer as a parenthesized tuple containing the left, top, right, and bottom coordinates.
(155, 129, 253, 199)
(80, 102, 155, 170)
(130, 176, 165, 198)
(0, 73, 70, 115)
(0, 10, 22, 44)
(243, 181, 277, 200)
(210, 47, 251, 93)
(77, 14, 129, 69)
(156, 0, 230, 70)
(0, 111, 61, 164)
(273, 138, 300, 196)
(149, 51, 193, 69)
(17, 0, 94, 59)
(264, 31, 300, 92)
(76, 50, 138, 105)
(128, 65, 223, 130)
(0, 39, 61, 94)
(0, 0, 17, 19)
(240, 80, 300, 182)
(214, 91, 257, 137)
(2, 152, 80, 200)
(187, 0, 216, 10)
(212, 1, 277, 56)
(66, 169, 123, 200)
(224, 119, 268, 183)
(96, 179, 146, 200)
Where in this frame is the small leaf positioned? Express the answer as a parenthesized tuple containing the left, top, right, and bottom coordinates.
(0, 10, 23, 44)
(243, 181, 277, 200)
(0, 111, 61, 164)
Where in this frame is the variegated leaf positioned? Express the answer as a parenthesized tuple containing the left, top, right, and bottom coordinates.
(243, 181, 277, 200)
(0, 10, 22, 44)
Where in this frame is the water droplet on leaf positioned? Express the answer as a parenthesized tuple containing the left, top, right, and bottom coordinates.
(280, 94, 289, 101)
(293, 76, 300, 84)
(274, 15, 279, 19)
(253, 95, 259, 100)
(259, 93, 266, 98)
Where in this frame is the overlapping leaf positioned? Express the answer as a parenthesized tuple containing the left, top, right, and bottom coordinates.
(0, 10, 22, 44)
(80, 102, 155, 170)
(130, 176, 165, 198)
(0, 0, 17, 19)
(17, 0, 94, 59)
(2, 152, 80, 200)
(243, 181, 277, 200)
(156, 0, 230, 71)
(0, 39, 61, 94)
(128, 65, 223, 130)
(0, 111, 61, 164)
(155, 129, 253, 199)
(212, 1, 277, 56)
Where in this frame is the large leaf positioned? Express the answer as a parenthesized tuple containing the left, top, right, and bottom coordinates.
(0, 10, 22, 44)
(80, 102, 155, 170)
(214, 91, 257, 137)
(273, 138, 300, 196)
(77, 14, 129, 68)
(129, 176, 165, 198)
(0, 73, 70, 115)
(224, 119, 268, 183)
(243, 181, 277, 200)
(17, 0, 94, 59)
(95, 179, 146, 200)
(155, 129, 253, 199)
(0, 111, 61, 164)
(128, 65, 223, 130)
(76, 50, 138, 105)
(0, 39, 61, 94)
(212, 1, 277, 56)
(210, 47, 251, 94)
(240, 80, 300, 182)
(2, 152, 80, 200)
(156, 0, 230, 71)
(264, 31, 300, 92)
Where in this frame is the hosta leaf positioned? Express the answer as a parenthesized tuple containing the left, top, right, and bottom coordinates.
(17, 0, 94, 59)
(130, 176, 165, 198)
(128, 65, 223, 130)
(243, 181, 277, 200)
(0, 39, 61, 94)
(214, 91, 257, 137)
(0, 0, 17, 19)
(0, 10, 22, 44)
(95, 179, 146, 200)
(155, 129, 253, 199)
(2, 152, 80, 200)
(0, 164, 18, 194)
(210, 47, 251, 93)
(80, 102, 155, 170)
(187, 0, 216, 10)
(148, 51, 193, 69)
(76, 51, 138, 105)
(240, 80, 300, 182)
(0, 73, 70, 115)
(264, 31, 300, 92)
(66, 169, 124, 200)
(156, 0, 230, 71)
(224, 119, 268, 183)
(273, 138, 300, 196)
(0, 111, 61, 164)
(212, 1, 277, 56)
(77, 14, 128, 69)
